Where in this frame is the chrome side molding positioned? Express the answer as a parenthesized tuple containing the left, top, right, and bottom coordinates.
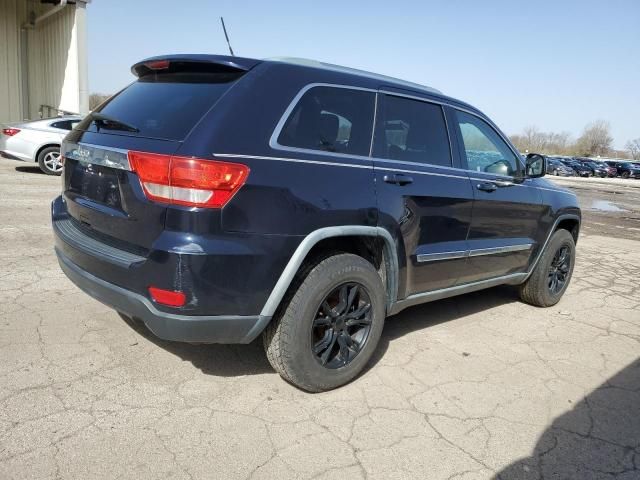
(468, 243, 533, 257)
(416, 250, 467, 263)
(417, 243, 533, 263)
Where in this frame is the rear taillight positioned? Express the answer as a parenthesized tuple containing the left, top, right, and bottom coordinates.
(2, 128, 20, 136)
(128, 151, 249, 208)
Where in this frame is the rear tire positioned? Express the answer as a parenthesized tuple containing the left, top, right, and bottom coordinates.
(519, 229, 575, 307)
(621, 171, 630, 179)
(263, 253, 385, 392)
(37, 146, 63, 175)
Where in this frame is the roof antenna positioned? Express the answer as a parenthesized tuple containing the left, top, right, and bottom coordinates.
(220, 17, 235, 56)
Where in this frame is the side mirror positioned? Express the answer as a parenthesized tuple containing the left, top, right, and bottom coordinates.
(525, 153, 546, 178)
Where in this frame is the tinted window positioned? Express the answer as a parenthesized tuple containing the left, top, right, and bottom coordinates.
(80, 72, 241, 140)
(379, 95, 451, 167)
(277, 86, 375, 156)
(51, 120, 80, 131)
(455, 110, 520, 176)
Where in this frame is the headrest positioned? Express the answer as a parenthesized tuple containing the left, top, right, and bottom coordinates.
(405, 124, 425, 150)
(318, 113, 339, 146)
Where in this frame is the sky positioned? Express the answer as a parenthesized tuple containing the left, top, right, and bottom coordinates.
(88, 0, 640, 149)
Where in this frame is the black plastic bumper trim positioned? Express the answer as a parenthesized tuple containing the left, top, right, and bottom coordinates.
(56, 248, 270, 344)
(53, 217, 145, 268)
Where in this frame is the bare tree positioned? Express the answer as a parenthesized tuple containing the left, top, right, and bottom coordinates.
(523, 126, 548, 152)
(510, 127, 571, 155)
(89, 93, 112, 111)
(547, 131, 571, 153)
(575, 120, 613, 157)
(626, 138, 640, 160)
(510, 126, 545, 153)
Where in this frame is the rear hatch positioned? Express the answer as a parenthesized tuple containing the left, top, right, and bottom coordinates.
(61, 56, 257, 251)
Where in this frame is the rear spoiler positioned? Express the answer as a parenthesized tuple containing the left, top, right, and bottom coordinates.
(131, 54, 262, 77)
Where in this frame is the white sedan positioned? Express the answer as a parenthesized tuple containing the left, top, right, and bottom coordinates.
(0, 116, 81, 175)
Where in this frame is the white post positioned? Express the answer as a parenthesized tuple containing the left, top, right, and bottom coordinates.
(75, 1, 89, 115)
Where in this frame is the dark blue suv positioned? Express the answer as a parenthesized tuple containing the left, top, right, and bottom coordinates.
(52, 55, 581, 391)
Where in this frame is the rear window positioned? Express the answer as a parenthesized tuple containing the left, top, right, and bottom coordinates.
(80, 72, 240, 140)
(277, 86, 376, 157)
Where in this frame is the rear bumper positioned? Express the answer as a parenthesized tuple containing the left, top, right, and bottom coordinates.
(56, 248, 271, 343)
(51, 193, 301, 343)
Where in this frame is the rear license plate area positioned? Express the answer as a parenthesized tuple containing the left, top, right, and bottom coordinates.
(68, 159, 123, 209)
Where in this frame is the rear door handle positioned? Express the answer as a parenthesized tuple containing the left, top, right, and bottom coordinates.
(476, 181, 497, 192)
(383, 174, 414, 186)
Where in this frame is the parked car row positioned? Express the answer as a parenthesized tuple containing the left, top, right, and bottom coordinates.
(604, 160, 640, 179)
(540, 154, 640, 179)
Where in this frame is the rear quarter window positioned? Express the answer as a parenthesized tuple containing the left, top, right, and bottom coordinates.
(276, 86, 376, 157)
(79, 72, 241, 141)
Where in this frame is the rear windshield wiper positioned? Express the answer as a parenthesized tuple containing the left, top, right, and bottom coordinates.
(89, 112, 139, 133)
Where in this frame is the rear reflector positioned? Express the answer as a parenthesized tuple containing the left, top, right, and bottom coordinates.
(148, 286, 186, 307)
(2, 128, 20, 136)
(128, 151, 249, 208)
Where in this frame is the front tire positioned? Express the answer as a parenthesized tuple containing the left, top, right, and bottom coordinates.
(621, 171, 630, 179)
(263, 253, 385, 392)
(37, 146, 63, 175)
(519, 229, 575, 307)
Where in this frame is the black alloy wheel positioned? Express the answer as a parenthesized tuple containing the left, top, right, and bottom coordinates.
(548, 246, 571, 295)
(263, 253, 385, 392)
(312, 282, 372, 369)
(519, 229, 575, 307)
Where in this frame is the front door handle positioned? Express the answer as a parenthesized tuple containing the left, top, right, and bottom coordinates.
(492, 179, 515, 188)
(476, 181, 497, 192)
(383, 174, 414, 186)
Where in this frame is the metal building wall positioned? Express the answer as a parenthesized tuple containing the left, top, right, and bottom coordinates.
(0, 0, 28, 122)
(27, 5, 78, 118)
(0, 0, 88, 123)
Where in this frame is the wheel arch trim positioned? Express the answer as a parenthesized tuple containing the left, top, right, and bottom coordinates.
(524, 213, 580, 281)
(259, 226, 398, 318)
(35, 142, 61, 162)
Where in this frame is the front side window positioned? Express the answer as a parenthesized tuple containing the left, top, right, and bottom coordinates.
(277, 86, 375, 156)
(378, 95, 451, 167)
(455, 110, 520, 176)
